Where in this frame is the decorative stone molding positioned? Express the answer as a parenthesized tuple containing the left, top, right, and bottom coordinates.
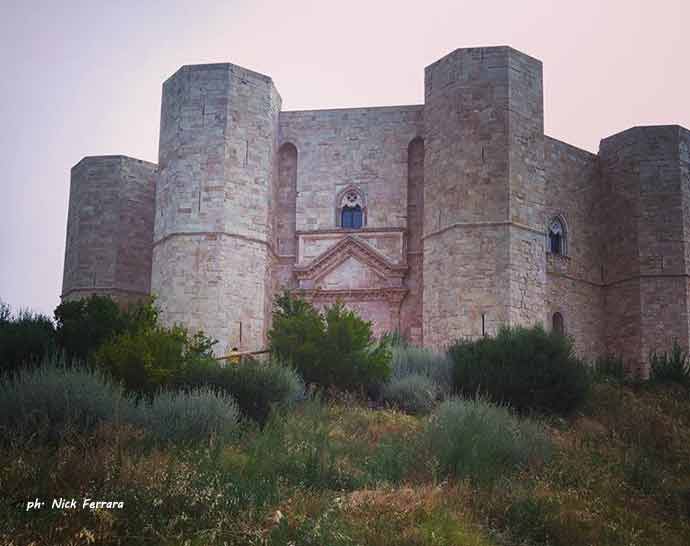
(295, 287, 408, 304)
(293, 235, 408, 287)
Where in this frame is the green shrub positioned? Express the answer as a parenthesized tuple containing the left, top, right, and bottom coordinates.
(650, 341, 690, 386)
(381, 330, 409, 347)
(425, 397, 552, 485)
(504, 494, 558, 546)
(0, 354, 137, 441)
(592, 353, 629, 383)
(53, 295, 127, 362)
(217, 359, 304, 423)
(449, 325, 591, 415)
(0, 301, 56, 376)
(269, 292, 391, 392)
(245, 398, 359, 490)
(382, 374, 439, 415)
(390, 345, 453, 394)
(176, 358, 305, 423)
(138, 387, 239, 443)
(93, 323, 217, 398)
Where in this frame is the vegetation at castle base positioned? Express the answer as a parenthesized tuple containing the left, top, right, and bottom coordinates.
(381, 345, 454, 414)
(3, 365, 690, 546)
(0, 299, 55, 376)
(172, 356, 305, 424)
(53, 295, 130, 362)
(268, 292, 392, 392)
(0, 355, 241, 446)
(650, 340, 690, 387)
(4, 296, 690, 544)
(449, 325, 592, 416)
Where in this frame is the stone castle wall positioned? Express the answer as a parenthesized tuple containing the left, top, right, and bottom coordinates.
(422, 47, 546, 349)
(599, 126, 690, 374)
(278, 106, 424, 232)
(543, 137, 605, 360)
(276, 106, 425, 341)
(62, 156, 156, 306)
(151, 63, 281, 354)
(61, 47, 690, 371)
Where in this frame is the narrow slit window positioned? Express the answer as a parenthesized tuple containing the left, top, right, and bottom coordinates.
(547, 217, 566, 256)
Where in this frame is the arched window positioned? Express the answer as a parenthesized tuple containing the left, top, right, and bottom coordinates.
(552, 312, 564, 335)
(336, 187, 366, 229)
(547, 217, 567, 256)
(341, 204, 363, 228)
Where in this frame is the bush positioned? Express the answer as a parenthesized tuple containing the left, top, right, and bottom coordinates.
(592, 353, 629, 383)
(426, 397, 552, 485)
(54, 295, 128, 362)
(650, 341, 690, 386)
(245, 398, 358, 490)
(391, 345, 453, 393)
(382, 374, 439, 415)
(0, 301, 56, 377)
(449, 325, 591, 415)
(217, 360, 304, 423)
(0, 354, 137, 441)
(138, 387, 239, 443)
(269, 292, 391, 392)
(175, 358, 305, 423)
(93, 323, 217, 398)
(381, 346, 453, 414)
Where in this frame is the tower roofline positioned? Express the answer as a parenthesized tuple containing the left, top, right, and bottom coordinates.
(424, 45, 542, 72)
(71, 155, 158, 171)
(600, 124, 690, 146)
(163, 62, 275, 87)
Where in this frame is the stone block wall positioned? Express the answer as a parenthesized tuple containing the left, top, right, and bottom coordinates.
(278, 106, 424, 232)
(401, 137, 425, 344)
(151, 63, 281, 354)
(62, 155, 156, 305)
(62, 48, 690, 368)
(422, 47, 545, 348)
(276, 105, 425, 340)
(599, 126, 690, 375)
(543, 137, 605, 360)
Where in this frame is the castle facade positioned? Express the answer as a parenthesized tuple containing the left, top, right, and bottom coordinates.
(62, 46, 690, 375)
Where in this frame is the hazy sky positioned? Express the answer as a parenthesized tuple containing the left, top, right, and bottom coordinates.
(1, 0, 689, 317)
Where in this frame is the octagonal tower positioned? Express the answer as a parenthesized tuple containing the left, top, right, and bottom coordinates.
(151, 63, 281, 353)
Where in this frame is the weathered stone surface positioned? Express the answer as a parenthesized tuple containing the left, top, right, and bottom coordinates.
(151, 63, 281, 354)
(422, 47, 546, 348)
(61, 47, 690, 374)
(599, 126, 690, 375)
(62, 156, 156, 305)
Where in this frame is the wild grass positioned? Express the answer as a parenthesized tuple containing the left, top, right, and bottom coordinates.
(381, 345, 453, 414)
(650, 341, 690, 386)
(0, 353, 137, 441)
(138, 387, 240, 444)
(3, 353, 690, 545)
(382, 373, 440, 414)
(426, 397, 552, 485)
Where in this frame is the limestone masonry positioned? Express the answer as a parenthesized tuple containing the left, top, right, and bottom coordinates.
(62, 46, 690, 376)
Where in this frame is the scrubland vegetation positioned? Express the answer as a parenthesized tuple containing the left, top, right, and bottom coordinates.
(1, 294, 690, 545)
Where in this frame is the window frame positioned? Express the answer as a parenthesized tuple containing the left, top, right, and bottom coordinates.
(546, 215, 568, 257)
(335, 186, 367, 229)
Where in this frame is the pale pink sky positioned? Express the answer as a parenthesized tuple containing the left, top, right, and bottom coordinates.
(1, 0, 688, 316)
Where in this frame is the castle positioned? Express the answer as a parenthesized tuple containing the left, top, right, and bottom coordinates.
(62, 46, 690, 375)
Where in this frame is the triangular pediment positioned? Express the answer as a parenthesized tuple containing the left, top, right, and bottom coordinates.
(315, 255, 385, 290)
(294, 235, 407, 285)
